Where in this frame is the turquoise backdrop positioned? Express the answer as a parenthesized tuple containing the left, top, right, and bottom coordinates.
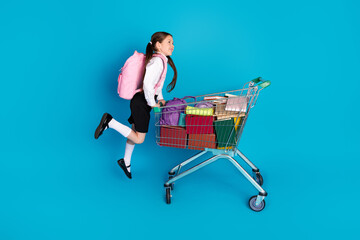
(1, 0, 359, 239)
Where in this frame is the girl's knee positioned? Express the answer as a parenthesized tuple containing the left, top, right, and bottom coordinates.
(134, 136, 145, 144)
(134, 139, 145, 144)
(127, 131, 146, 144)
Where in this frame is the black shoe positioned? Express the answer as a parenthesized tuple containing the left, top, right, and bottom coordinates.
(94, 113, 112, 139)
(117, 159, 132, 179)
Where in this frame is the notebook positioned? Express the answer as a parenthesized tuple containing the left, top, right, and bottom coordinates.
(225, 96, 249, 112)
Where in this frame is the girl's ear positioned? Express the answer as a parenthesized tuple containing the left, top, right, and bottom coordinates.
(155, 41, 161, 51)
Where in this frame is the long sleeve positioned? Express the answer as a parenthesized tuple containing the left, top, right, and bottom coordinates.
(143, 57, 164, 107)
(156, 78, 165, 100)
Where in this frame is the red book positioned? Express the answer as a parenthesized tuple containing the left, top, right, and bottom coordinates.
(159, 126, 187, 149)
(188, 134, 216, 150)
(185, 115, 214, 134)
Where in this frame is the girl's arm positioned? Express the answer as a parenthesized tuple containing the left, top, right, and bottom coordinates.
(143, 57, 164, 107)
(156, 78, 165, 101)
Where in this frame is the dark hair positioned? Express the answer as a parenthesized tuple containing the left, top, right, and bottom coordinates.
(143, 31, 177, 92)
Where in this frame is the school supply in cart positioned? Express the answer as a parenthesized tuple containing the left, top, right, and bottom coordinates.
(178, 113, 186, 127)
(159, 125, 187, 149)
(185, 106, 214, 116)
(225, 96, 249, 112)
(194, 102, 214, 108)
(204, 96, 227, 104)
(234, 116, 243, 131)
(185, 115, 214, 134)
(159, 96, 195, 126)
(214, 118, 237, 148)
(214, 103, 245, 120)
(188, 133, 216, 150)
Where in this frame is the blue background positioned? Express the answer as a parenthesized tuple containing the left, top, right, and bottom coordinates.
(1, 0, 359, 239)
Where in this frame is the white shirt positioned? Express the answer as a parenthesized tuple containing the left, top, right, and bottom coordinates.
(143, 53, 168, 107)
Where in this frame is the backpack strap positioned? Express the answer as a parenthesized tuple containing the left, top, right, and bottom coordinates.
(181, 96, 197, 101)
(152, 54, 168, 91)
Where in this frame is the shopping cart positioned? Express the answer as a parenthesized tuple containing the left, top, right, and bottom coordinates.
(154, 77, 271, 212)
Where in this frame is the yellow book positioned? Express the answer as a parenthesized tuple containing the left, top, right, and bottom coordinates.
(234, 117, 244, 131)
(185, 106, 214, 116)
(217, 146, 234, 150)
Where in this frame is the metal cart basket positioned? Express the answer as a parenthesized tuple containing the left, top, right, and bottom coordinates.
(154, 77, 271, 211)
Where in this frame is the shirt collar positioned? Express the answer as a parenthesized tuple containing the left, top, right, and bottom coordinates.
(155, 52, 168, 61)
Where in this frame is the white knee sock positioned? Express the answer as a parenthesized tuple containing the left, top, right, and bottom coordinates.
(124, 142, 135, 172)
(108, 119, 132, 138)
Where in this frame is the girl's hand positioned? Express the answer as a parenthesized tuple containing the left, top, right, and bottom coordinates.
(158, 99, 166, 106)
(152, 103, 160, 108)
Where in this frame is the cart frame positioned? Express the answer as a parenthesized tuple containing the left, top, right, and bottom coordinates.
(154, 77, 270, 211)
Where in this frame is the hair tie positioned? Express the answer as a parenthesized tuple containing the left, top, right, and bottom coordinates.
(149, 41, 152, 45)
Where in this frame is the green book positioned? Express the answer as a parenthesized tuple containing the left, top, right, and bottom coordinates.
(214, 118, 237, 148)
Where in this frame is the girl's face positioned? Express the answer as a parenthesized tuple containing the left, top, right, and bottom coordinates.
(156, 35, 174, 56)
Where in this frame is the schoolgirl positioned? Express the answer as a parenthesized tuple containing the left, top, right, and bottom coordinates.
(94, 32, 177, 179)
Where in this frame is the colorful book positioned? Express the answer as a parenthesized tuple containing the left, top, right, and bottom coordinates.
(225, 96, 249, 112)
(214, 118, 237, 148)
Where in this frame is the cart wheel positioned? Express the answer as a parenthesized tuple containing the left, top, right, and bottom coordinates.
(166, 188, 171, 204)
(248, 195, 265, 212)
(168, 176, 174, 190)
(255, 172, 263, 186)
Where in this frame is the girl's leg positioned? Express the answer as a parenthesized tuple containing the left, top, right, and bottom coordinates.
(108, 117, 132, 138)
(118, 125, 146, 179)
(108, 117, 146, 144)
(123, 125, 136, 172)
(126, 130, 146, 144)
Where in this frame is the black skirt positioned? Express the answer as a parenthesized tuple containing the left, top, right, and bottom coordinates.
(128, 92, 157, 133)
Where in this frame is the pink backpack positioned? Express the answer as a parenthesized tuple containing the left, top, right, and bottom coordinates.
(117, 51, 168, 100)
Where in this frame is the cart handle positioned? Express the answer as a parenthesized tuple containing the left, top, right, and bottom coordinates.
(252, 77, 271, 89)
